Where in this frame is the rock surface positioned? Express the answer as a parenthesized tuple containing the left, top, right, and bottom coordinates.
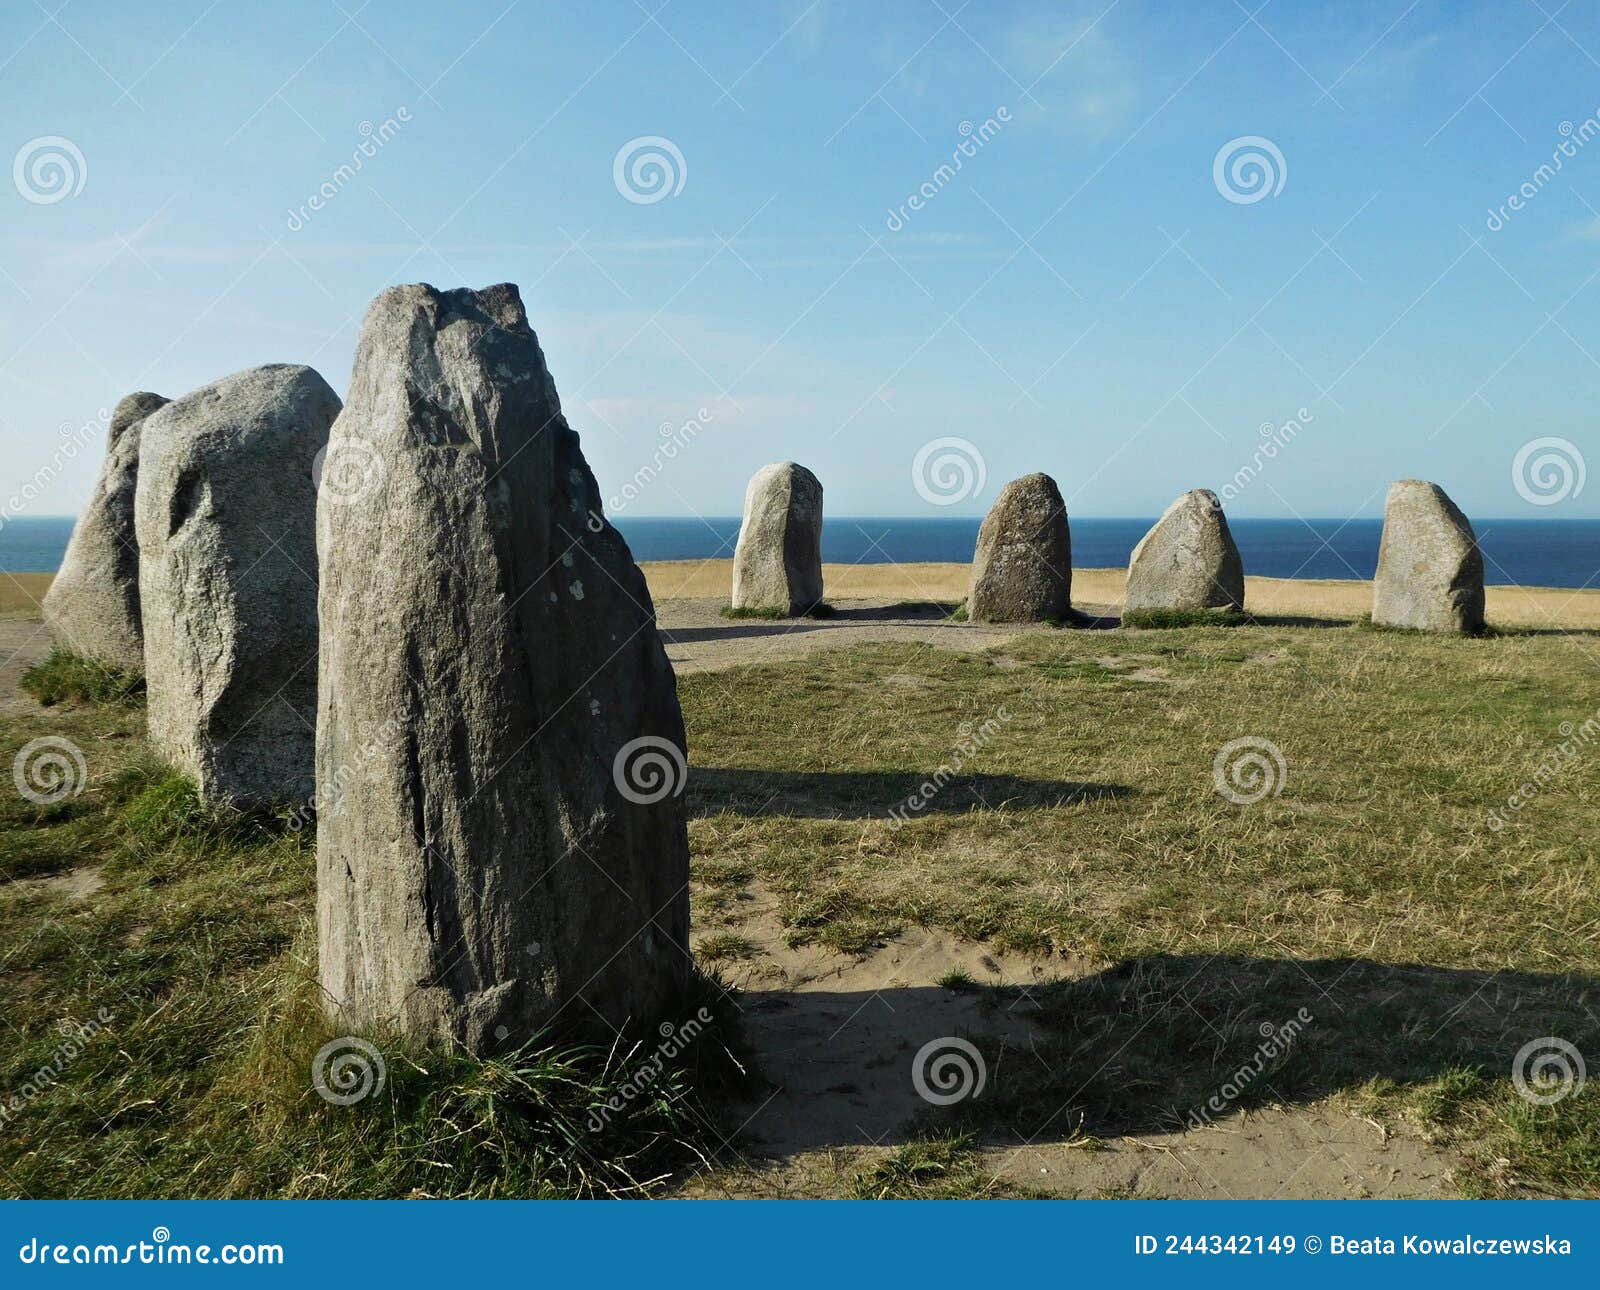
(1371, 479, 1485, 633)
(1124, 489, 1245, 614)
(316, 283, 691, 1053)
(968, 473, 1072, 623)
(731, 461, 824, 615)
(134, 365, 337, 805)
(42, 392, 168, 669)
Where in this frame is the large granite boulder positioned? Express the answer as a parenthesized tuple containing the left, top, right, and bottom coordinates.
(967, 473, 1072, 622)
(134, 365, 338, 805)
(1125, 489, 1245, 615)
(1371, 479, 1485, 634)
(42, 392, 168, 669)
(731, 461, 824, 615)
(316, 283, 691, 1053)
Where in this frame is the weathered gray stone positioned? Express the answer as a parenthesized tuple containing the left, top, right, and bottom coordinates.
(43, 392, 168, 669)
(1371, 479, 1485, 634)
(316, 283, 691, 1054)
(731, 461, 824, 615)
(134, 365, 338, 805)
(1125, 489, 1245, 615)
(968, 473, 1072, 623)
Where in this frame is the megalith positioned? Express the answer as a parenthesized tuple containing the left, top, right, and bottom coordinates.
(42, 392, 168, 669)
(315, 283, 691, 1053)
(1125, 489, 1245, 615)
(967, 473, 1072, 623)
(1371, 479, 1485, 634)
(731, 461, 824, 616)
(134, 365, 338, 805)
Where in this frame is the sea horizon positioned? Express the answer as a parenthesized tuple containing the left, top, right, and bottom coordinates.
(5, 513, 1598, 589)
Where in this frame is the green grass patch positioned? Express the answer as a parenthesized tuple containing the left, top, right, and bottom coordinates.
(694, 932, 757, 962)
(21, 648, 144, 707)
(720, 602, 835, 621)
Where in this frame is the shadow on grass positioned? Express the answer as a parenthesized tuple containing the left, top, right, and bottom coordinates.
(726, 953, 1600, 1160)
(688, 767, 1130, 818)
(664, 601, 969, 645)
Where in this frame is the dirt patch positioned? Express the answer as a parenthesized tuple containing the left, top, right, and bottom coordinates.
(7, 866, 106, 903)
(692, 885, 1461, 1198)
(0, 617, 54, 718)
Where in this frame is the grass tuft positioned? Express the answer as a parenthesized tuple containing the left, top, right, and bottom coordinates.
(21, 648, 144, 707)
(720, 602, 836, 621)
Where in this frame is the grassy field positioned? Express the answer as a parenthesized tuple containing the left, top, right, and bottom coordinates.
(2, 610, 1597, 1197)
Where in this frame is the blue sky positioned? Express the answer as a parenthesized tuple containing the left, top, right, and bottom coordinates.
(2, 0, 1598, 521)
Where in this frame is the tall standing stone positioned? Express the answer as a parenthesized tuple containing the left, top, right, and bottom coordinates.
(1125, 489, 1245, 615)
(42, 392, 168, 669)
(316, 283, 691, 1053)
(731, 462, 824, 616)
(1371, 479, 1485, 634)
(134, 365, 338, 805)
(968, 473, 1072, 623)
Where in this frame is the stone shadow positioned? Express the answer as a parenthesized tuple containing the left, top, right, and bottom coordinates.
(688, 767, 1130, 819)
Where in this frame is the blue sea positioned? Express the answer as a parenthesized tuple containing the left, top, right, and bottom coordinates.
(4, 514, 1598, 588)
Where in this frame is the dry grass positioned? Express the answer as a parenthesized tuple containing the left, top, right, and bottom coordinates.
(4, 592, 1598, 1196)
(0, 573, 52, 617)
(639, 560, 1600, 630)
(681, 623, 1600, 1195)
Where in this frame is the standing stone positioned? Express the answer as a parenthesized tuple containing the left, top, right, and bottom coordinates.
(1371, 479, 1485, 633)
(134, 365, 338, 805)
(968, 473, 1072, 623)
(42, 392, 168, 669)
(1125, 489, 1245, 615)
(731, 462, 824, 616)
(316, 283, 691, 1054)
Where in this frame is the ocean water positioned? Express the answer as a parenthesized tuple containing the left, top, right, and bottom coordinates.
(4, 514, 1598, 589)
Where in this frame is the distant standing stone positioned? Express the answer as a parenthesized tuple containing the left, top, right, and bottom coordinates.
(316, 283, 691, 1055)
(1124, 489, 1245, 615)
(967, 473, 1072, 623)
(42, 392, 168, 669)
(731, 462, 824, 615)
(134, 365, 339, 805)
(1371, 479, 1485, 634)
